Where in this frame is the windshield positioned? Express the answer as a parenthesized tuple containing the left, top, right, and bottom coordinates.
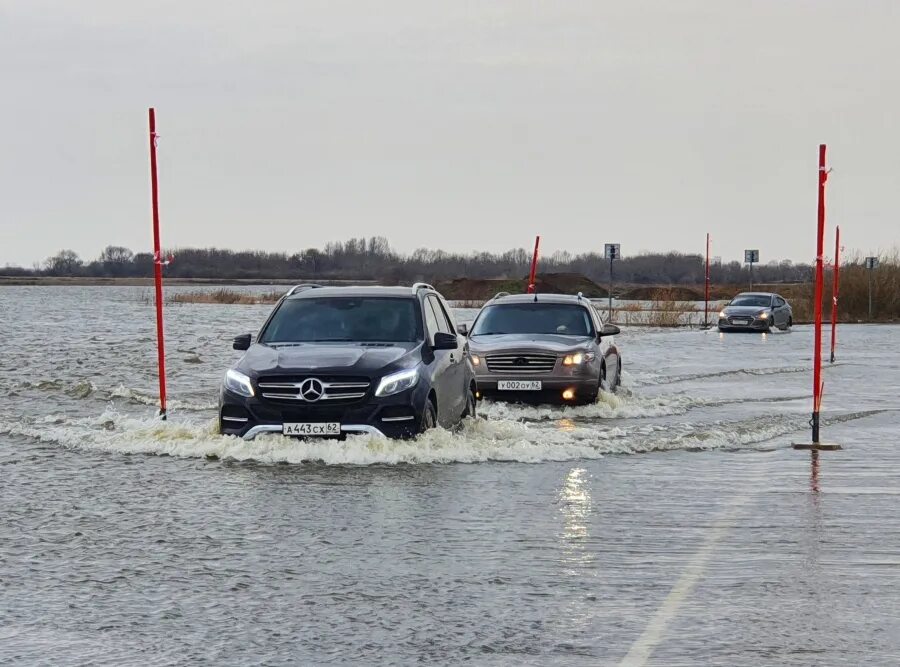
(729, 295, 772, 307)
(472, 303, 594, 337)
(260, 297, 422, 343)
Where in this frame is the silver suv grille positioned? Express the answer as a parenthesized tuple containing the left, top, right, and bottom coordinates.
(485, 353, 557, 374)
(257, 376, 370, 403)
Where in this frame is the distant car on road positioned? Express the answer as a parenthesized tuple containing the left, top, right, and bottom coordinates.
(718, 292, 793, 332)
(465, 293, 622, 405)
(220, 283, 477, 440)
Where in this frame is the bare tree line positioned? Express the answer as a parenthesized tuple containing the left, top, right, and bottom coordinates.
(2, 236, 821, 285)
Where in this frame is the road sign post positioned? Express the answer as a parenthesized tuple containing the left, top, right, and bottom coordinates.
(604, 243, 620, 318)
(744, 249, 759, 290)
(865, 256, 879, 320)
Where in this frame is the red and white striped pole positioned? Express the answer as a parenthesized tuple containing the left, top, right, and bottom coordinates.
(704, 233, 711, 328)
(830, 226, 840, 364)
(148, 108, 168, 420)
(794, 145, 840, 450)
(811, 144, 826, 443)
(527, 235, 540, 294)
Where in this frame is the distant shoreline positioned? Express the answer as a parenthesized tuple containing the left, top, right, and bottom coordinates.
(0, 276, 367, 287)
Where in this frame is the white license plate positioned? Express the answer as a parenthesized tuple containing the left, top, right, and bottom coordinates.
(498, 380, 542, 391)
(733, 318, 751, 325)
(283, 422, 341, 436)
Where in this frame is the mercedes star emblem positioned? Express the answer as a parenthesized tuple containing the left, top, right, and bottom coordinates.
(299, 378, 325, 402)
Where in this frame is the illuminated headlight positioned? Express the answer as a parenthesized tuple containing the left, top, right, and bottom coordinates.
(758, 311, 769, 319)
(471, 354, 481, 367)
(563, 352, 595, 366)
(375, 368, 419, 397)
(719, 310, 727, 318)
(224, 369, 254, 397)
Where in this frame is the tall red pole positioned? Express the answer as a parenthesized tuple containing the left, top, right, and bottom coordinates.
(527, 235, 540, 293)
(704, 233, 711, 327)
(149, 108, 168, 420)
(830, 225, 840, 363)
(811, 144, 827, 443)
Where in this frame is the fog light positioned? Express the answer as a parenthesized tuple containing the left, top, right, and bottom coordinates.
(562, 389, 575, 400)
(475, 391, 482, 399)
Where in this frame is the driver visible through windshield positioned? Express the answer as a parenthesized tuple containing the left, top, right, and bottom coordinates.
(260, 297, 422, 343)
(471, 303, 594, 337)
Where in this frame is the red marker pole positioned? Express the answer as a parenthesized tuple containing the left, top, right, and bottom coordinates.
(148, 108, 168, 420)
(527, 235, 540, 293)
(704, 233, 711, 327)
(811, 144, 827, 443)
(830, 225, 840, 363)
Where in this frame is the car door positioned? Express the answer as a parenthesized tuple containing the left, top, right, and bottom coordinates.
(592, 305, 618, 381)
(772, 295, 786, 327)
(422, 296, 456, 425)
(429, 295, 466, 422)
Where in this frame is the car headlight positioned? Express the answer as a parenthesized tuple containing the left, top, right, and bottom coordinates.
(224, 369, 255, 397)
(471, 354, 481, 367)
(758, 311, 769, 319)
(719, 310, 727, 318)
(563, 352, 595, 366)
(375, 367, 419, 397)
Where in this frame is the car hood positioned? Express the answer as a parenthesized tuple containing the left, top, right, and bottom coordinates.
(722, 305, 770, 316)
(235, 342, 420, 376)
(469, 333, 594, 354)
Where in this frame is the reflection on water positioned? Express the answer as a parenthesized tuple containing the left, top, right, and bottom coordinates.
(559, 467, 593, 568)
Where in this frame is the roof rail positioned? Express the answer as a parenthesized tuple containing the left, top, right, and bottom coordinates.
(412, 282, 435, 293)
(286, 284, 324, 296)
(490, 291, 511, 301)
(576, 292, 584, 300)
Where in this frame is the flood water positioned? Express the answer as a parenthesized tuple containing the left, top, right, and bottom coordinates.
(2, 286, 899, 665)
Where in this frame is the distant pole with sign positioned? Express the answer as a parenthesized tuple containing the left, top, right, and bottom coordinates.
(794, 144, 840, 451)
(865, 256, 879, 320)
(830, 226, 840, 363)
(604, 243, 620, 317)
(527, 235, 541, 294)
(148, 108, 168, 421)
(744, 249, 759, 290)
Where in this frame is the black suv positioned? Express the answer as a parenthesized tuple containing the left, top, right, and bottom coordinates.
(219, 283, 477, 440)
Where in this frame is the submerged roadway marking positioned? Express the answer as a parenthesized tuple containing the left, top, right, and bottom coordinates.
(618, 494, 751, 667)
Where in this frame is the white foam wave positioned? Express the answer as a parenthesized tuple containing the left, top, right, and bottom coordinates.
(0, 403, 831, 465)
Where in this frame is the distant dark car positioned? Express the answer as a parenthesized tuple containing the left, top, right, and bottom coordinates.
(466, 293, 622, 405)
(220, 284, 477, 440)
(718, 292, 793, 332)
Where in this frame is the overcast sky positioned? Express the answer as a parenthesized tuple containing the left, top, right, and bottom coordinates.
(1, 1, 898, 267)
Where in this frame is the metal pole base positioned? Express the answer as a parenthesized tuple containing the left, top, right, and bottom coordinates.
(792, 442, 842, 451)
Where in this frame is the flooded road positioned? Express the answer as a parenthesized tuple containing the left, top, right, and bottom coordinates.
(2, 286, 899, 665)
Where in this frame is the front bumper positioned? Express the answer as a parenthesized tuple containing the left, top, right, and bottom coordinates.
(718, 316, 771, 331)
(473, 360, 600, 403)
(242, 424, 386, 440)
(220, 383, 428, 440)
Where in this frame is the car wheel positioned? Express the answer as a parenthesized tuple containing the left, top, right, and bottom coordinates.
(419, 399, 437, 434)
(613, 359, 622, 392)
(462, 387, 477, 420)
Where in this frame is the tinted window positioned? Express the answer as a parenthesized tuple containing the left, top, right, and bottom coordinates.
(423, 298, 442, 341)
(428, 296, 453, 334)
(775, 297, 786, 307)
(472, 303, 594, 337)
(260, 297, 422, 343)
(730, 295, 771, 307)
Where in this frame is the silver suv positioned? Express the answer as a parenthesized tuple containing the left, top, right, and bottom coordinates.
(465, 293, 622, 405)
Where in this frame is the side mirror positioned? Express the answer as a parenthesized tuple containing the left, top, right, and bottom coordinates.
(433, 332, 459, 350)
(599, 324, 620, 338)
(233, 333, 252, 351)
(456, 323, 469, 336)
